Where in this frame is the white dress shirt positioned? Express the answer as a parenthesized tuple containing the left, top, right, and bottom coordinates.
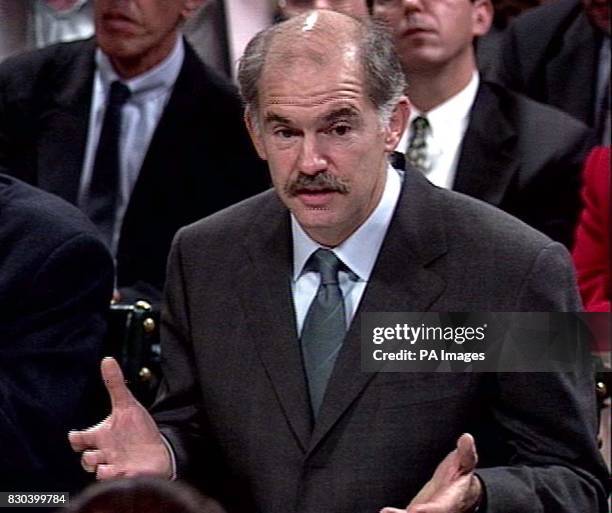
(291, 165, 403, 336)
(399, 71, 479, 189)
(78, 36, 184, 255)
(32, 0, 94, 48)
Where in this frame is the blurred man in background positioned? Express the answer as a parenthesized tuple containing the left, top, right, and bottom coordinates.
(0, 0, 268, 304)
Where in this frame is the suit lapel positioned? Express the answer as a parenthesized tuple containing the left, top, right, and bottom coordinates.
(453, 82, 518, 207)
(308, 172, 448, 454)
(38, 40, 96, 204)
(546, 12, 598, 125)
(238, 193, 313, 453)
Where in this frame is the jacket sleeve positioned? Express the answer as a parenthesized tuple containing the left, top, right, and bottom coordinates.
(0, 232, 114, 491)
(151, 228, 208, 483)
(475, 242, 609, 513)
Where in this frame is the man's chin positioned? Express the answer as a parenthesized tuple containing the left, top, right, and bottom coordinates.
(291, 206, 337, 228)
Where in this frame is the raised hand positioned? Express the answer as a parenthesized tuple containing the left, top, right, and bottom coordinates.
(68, 357, 172, 480)
(380, 433, 482, 513)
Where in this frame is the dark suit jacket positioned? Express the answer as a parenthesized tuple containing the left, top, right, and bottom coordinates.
(152, 171, 607, 513)
(0, 173, 114, 493)
(493, 0, 601, 128)
(453, 80, 593, 248)
(0, 38, 269, 301)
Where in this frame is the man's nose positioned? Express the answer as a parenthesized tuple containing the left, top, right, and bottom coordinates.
(297, 134, 328, 175)
(402, 0, 424, 13)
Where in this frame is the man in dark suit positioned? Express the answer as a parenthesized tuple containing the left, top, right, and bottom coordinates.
(68, 11, 607, 513)
(0, 172, 113, 494)
(372, 0, 594, 248)
(0, 0, 268, 303)
(494, 0, 610, 144)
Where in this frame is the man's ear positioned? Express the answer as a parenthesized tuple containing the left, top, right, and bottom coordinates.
(182, 0, 206, 20)
(245, 107, 268, 161)
(384, 97, 410, 153)
(472, 0, 493, 37)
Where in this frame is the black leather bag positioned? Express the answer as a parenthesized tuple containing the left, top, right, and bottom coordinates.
(105, 301, 161, 407)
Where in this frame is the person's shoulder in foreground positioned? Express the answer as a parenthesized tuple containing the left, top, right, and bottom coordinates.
(0, 172, 114, 492)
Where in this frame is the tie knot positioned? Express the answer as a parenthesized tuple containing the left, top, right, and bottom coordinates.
(108, 81, 131, 107)
(411, 116, 429, 135)
(307, 249, 343, 285)
(406, 115, 430, 172)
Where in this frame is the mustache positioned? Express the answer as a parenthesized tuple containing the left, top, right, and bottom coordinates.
(286, 172, 350, 196)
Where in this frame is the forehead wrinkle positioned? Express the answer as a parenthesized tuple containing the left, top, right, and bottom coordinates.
(265, 38, 360, 75)
(264, 89, 363, 107)
(261, 71, 365, 106)
(262, 102, 363, 130)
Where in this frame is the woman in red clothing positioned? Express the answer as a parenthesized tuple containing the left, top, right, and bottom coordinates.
(573, 146, 610, 312)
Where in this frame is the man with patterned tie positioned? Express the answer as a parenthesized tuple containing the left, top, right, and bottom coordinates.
(372, 0, 595, 248)
(0, 0, 268, 303)
(68, 10, 607, 513)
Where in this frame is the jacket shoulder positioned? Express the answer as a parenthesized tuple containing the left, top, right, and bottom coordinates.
(404, 170, 554, 256)
(0, 173, 103, 243)
(177, 188, 279, 242)
(0, 38, 94, 80)
(441, 186, 551, 249)
(507, 0, 581, 36)
(407, 176, 580, 310)
(179, 41, 241, 106)
(483, 81, 591, 142)
(0, 39, 95, 99)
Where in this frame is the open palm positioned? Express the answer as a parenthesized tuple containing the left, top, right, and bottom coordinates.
(68, 357, 171, 480)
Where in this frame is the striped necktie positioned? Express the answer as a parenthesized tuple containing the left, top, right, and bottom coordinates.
(406, 116, 430, 172)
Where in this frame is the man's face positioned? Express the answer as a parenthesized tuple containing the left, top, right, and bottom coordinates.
(247, 45, 406, 246)
(280, 0, 369, 18)
(372, 0, 492, 73)
(582, 0, 610, 34)
(95, 0, 200, 71)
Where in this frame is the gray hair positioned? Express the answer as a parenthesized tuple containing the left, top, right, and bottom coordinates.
(237, 13, 406, 125)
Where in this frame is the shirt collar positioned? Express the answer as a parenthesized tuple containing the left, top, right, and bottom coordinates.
(402, 71, 479, 147)
(95, 35, 184, 102)
(291, 165, 402, 282)
(39, 0, 89, 15)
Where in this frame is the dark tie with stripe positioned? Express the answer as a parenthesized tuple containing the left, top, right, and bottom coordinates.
(85, 80, 131, 248)
(300, 249, 347, 418)
(405, 115, 430, 172)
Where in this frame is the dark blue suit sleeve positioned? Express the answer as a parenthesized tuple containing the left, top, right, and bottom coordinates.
(0, 232, 114, 492)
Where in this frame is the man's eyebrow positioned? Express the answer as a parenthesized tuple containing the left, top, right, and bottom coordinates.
(322, 107, 360, 123)
(263, 107, 360, 126)
(263, 113, 292, 125)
